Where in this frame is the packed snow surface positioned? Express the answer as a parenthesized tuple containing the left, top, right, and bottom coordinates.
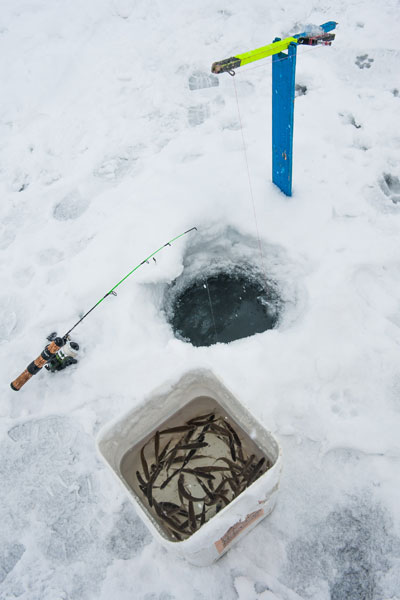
(1, 1, 400, 599)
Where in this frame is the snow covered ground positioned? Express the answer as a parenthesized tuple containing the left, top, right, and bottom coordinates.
(1, 0, 400, 598)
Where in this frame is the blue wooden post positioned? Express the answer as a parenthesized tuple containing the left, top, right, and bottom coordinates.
(272, 41, 297, 196)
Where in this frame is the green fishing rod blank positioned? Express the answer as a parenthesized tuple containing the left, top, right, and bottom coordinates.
(10, 227, 197, 391)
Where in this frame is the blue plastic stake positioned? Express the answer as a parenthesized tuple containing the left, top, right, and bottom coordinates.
(272, 41, 297, 196)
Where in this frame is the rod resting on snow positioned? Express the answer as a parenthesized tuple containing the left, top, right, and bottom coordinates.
(10, 227, 197, 391)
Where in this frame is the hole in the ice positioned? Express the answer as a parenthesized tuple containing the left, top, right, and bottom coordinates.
(166, 269, 281, 347)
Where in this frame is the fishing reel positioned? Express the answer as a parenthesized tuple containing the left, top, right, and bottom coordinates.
(297, 33, 335, 46)
(44, 332, 79, 372)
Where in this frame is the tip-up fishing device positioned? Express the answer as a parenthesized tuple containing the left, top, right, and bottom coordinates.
(210, 21, 338, 197)
(211, 21, 337, 76)
(10, 227, 197, 391)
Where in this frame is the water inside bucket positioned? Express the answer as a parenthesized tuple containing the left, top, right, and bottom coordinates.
(120, 396, 272, 542)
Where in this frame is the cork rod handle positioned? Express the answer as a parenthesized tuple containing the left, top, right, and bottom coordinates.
(10, 339, 65, 391)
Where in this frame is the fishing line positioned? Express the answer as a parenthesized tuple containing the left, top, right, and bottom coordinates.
(232, 75, 269, 290)
(204, 278, 218, 344)
(231, 43, 327, 288)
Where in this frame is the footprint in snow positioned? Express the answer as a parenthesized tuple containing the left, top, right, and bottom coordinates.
(330, 389, 359, 418)
(295, 83, 307, 97)
(94, 154, 134, 181)
(188, 104, 210, 127)
(0, 295, 19, 342)
(53, 191, 90, 221)
(0, 223, 16, 250)
(188, 70, 219, 91)
(380, 173, 400, 205)
(355, 54, 374, 69)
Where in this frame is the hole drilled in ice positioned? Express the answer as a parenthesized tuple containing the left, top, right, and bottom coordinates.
(166, 270, 281, 346)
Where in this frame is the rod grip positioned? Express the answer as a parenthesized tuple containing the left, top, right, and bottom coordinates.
(10, 339, 65, 391)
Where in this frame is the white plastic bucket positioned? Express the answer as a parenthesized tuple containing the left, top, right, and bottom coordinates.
(96, 369, 282, 566)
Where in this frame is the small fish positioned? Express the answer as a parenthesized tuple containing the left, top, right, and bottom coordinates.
(158, 501, 181, 515)
(228, 436, 236, 461)
(193, 465, 230, 473)
(160, 469, 180, 489)
(162, 513, 190, 536)
(187, 412, 215, 424)
(217, 493, 230, 506)
(165, 432, 192, 469)
(177, 476, 185, 505)
(178, 518, 190, 531)
(182, 448, 198, 468)
(136, 470, 147, 488)
(158, 439, 171, 462)
(209, 423, 231, 437)
(182, 468, 215, 480)
(247, 457, 266, 485)
(146, 478, 154, 507)
(222, 420, 242, 447)
(140, 446, 150, 480)
(171, 454, 209, 464)
(188, 501, 197, 532)
(196, 477, 215, 499)
(153, 499, 164, 520)
(144, 465, 160, 509)
(215, 457, 242, 472)
(154, 431, 160, 461)
(224, 476, 239, 494)
(200, 502, 206, 525)
(241, 454, 255, 477)
(165, 447, 179, 471)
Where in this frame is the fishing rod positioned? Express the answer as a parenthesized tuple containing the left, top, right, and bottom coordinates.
(10, 227, 197, 391)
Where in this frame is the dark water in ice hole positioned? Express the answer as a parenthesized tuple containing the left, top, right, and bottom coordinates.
(170, 273, 280, 346)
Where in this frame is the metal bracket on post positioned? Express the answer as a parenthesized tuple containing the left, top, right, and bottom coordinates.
(272, 40, 297, 196)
